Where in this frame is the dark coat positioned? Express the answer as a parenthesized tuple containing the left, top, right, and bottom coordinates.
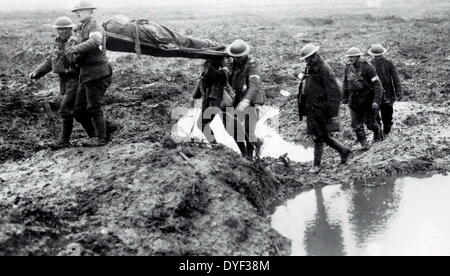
(193, 61, 228, 112)
(299, 56, 342, 137)
(370, 56, 403, 104)
(227, 56, 264, 106)
(33, 37, 79, 96)
(72, 17, 112, 83)
(343, 59, 383, 110)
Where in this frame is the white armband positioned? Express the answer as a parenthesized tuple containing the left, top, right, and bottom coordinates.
(371, 76, 380, 82)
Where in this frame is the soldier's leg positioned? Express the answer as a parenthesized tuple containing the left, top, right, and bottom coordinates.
(84, 75, 112, 146)
(351, 109, 370, 150)
(74, 84, 96, 138)
(197, 107, 216, 143)
(381, 103, 394, 135)
(50, 79, 78, 149)
(231, 112, 248, 157)
(365, 109, 383, 142)
(244, 106, 261, 160)
(322, 134, 352, 165)
(309, 136, 325, 173)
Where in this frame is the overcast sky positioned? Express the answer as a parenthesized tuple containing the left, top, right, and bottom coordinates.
(0, 0, 434, 11)
(0, 0, 376, 11)
(2, 0, 282, 10)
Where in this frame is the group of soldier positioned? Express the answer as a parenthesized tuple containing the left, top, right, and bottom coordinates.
(297, 44, 402, 173)
(30, 1, 403, 173)
(30, 1, 113, 149)
(193, 41, 402, 172)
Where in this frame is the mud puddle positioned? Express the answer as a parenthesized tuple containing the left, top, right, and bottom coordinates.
(171, 106, 314, 162)
(271, 174, 450, 256)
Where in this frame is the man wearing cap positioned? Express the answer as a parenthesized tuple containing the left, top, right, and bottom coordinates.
(65, 0, 113, 147)
(298, 44, 352, 173)
(369, 44, 403, 136)
(224, 39, 264, 160)
(343, 47, 384, 150)
(30, 16, 82, 149)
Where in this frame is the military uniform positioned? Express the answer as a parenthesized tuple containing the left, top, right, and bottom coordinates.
(371, 56, 403, 135)
(226, 56, 264, 159)
(343, 59, 384, 144)
(70, 17, 113, 144)
(32, 36, 80, 144)
(193, 59, 245, 148)
(299, 55, 351, 167)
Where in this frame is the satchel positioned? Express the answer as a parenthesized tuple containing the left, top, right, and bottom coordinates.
(220, 84, 234, 109)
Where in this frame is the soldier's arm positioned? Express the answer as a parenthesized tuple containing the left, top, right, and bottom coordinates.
(322, 67, 342, 118)
(390, 61, 403, 99)
(242, 59, 261, 103)
(33, 54, 53, 79)
(72, 24, 104, 55)
(366, 63, 383, 105)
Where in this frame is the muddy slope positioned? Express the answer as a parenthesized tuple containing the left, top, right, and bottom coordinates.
(0, 143, 288, 256)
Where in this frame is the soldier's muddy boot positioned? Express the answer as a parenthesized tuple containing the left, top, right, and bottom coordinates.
(49, 119, 73, 150)
(373, 129, 384, 143)
(309, 142, 324, 174)
(77, 116, 96, 138)
(82, 137, 107, 147)
(255, 138, 263, 158)
(83, 114, 107, 147)
(248, 139, 263, 160)
(106, 120, 121, 142)
(383, 125, 392, 137)
(246, 142, 255, 161)
(356, 129, 370, 151)
(360, 138, 371, 151)
(327, 137, 352, 165)
(340, 148, 352, 164)
(236, 142, 247, 158)
(49, 140, 71, 150)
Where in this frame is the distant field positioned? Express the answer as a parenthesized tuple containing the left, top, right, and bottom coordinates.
(1, 0, 448, 97)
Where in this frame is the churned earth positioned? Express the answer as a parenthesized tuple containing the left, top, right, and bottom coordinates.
(1, 2, 449, 255)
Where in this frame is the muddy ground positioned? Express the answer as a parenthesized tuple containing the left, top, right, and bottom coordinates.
(0, 2, 449, 255)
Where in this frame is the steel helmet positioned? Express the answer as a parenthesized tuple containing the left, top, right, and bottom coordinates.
(52, 16, 75, 29)
(71, 0, 97, 12)
(368, 44, 387, 56)
(226, 39, 251, 57)
(299, 44, 320, 60)
(346, 47, 364, 57)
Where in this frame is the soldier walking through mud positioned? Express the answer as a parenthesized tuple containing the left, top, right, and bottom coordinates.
(297, 44, 351, 174)
(65, 0, 114, 147)
(343, 47, 384, 150)
(369, 44, 403, 136)
(29, 16, 80, 149)
(224, 39, 264, 160)
(193, 58, 240, 145)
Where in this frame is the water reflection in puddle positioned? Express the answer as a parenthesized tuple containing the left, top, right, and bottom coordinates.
(271, 175, 450, 256)
(171, 106, 314, 162)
